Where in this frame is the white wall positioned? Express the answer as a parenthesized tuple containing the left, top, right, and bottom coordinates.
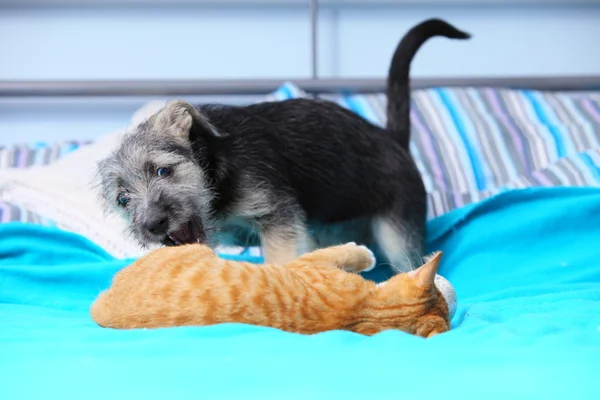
(1, 1, 599, 143)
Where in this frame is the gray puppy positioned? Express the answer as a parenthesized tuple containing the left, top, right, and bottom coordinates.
(95, 19, 470, 274)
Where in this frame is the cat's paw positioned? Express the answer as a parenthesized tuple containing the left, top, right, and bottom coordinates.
(342, 243, 377, 273)
(357, 245, 377, 272)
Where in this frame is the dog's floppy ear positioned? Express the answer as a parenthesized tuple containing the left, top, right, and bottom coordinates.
(148, 100, 220, 140)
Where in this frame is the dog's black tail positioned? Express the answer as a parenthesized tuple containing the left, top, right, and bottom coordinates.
(386, 19, 471, 149)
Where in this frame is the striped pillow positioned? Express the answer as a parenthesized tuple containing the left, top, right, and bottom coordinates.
(329, 87, 600, 218)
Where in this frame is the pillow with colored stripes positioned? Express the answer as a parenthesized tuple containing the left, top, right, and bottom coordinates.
(331, 87, 600, 217)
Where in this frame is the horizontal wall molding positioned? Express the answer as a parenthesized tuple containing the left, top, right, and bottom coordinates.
(2, 76, 600, 97)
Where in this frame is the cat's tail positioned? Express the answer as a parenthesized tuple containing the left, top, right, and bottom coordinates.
(386, 18, 471, 149)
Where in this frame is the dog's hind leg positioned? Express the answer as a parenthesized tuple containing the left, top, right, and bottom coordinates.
(371, 205, 426, 273)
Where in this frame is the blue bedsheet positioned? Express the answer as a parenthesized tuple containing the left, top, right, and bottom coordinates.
(1, 187, 600, 399)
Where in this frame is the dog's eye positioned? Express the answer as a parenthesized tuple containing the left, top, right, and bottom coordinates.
(157, 167, 172, 178)
(117, 193, 129, 207)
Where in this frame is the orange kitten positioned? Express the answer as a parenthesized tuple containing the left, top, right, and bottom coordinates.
(91, 243, 451, 338)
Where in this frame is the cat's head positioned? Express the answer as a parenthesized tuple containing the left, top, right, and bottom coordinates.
(372, 251, 452, 338)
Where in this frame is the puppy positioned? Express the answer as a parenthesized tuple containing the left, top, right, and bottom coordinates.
(96, 19, 470, 271)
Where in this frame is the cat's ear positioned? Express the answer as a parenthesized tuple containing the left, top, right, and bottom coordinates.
(408, 251, 442, 288)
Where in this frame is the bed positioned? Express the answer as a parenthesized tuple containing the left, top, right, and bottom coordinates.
(1, 78, 600, 399)
(3, 4, 600, 400)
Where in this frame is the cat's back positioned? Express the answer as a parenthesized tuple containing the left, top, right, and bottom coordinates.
(90, 244, 306, 329)
(90, 244, 373, 333)
(91, 244, 244, 328)
(106, 244, 214, 293)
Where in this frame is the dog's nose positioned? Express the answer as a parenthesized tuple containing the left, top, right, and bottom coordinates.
(144, 213, 169, 235)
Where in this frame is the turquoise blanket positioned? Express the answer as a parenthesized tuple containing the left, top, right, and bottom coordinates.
(1, 187, 599, 399)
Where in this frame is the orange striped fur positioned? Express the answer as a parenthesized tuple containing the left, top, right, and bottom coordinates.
(90, 243, 450, 338)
